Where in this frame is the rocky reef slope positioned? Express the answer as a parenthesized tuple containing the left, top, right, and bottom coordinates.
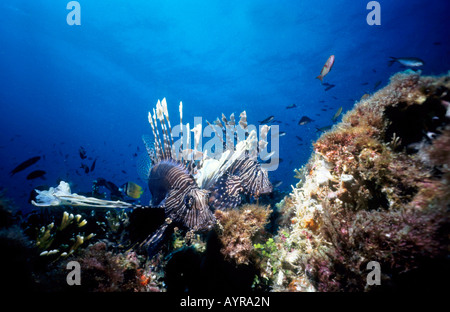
(262, 71, 450, 291)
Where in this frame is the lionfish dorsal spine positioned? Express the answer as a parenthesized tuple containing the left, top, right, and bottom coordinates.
(148, 111, 161, 161)
(147, 98, 179, 162)
(239, 110, 247, 129)
(259, 124, 270, 151)
(151, 108, 165, 159)
(162, 99, 174, 151)
(156, 99, 173, 159)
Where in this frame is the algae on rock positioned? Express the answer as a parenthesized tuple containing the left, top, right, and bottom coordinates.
(264, 71, 450, 292)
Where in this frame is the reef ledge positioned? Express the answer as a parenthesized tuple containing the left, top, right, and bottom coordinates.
(263, 70, 450, 292)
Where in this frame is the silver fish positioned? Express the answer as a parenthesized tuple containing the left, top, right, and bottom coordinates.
(389, 57, 424, 67)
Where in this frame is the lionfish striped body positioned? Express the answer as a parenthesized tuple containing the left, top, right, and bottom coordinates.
(140, 98, 272, 256)
(148, 160, 213, 230)
(208, 158, 271, 210)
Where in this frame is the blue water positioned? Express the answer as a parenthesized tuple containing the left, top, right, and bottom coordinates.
(1, 0, 449, 212)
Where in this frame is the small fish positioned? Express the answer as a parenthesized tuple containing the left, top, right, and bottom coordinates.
(332, 106, 343, 122)
(121, 170, 127, 174)
(9, 134, 21, 142)
(258, 115, 274, 124)
(26, 170, 46, 180)
(388, 57, 425, 67)
(323, 82, 336, 91)
(81, 163, 89, 174)
(298, 116, 314, 125)
(374, 80, 382, 89)
(316, 125, 332, 133)
(120, 181, 143, 199)
(278, 131, 286, 137)
(316, 55, 335, 83)
(94, 178, 121, 197)
(272, 180, 283, 188)
(286, 103, 297, 109)
(90, 158, 97, 172)
(10, 156, 41, 176)
(295, 136, 303, 141)
(79, 146, 87, 159)
(361, 82, 369, 86)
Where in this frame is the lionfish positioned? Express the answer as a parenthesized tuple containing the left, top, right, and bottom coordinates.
(138, 98, 272, 255)
(31, 98, 273, 256)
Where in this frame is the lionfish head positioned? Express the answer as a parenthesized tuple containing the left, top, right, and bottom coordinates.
(184, 188, 209, 211)
(183, 188, 214, 230)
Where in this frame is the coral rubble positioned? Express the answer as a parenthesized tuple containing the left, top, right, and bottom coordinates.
(263, 71, 450, 291)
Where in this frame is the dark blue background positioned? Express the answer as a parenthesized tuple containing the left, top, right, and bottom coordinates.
(1, 0, 449, 212)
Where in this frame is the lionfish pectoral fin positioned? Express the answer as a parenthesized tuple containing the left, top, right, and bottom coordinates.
(139, 223, 170, 258)
(209, 174, 244, 210)
(136, 151, 152, 183)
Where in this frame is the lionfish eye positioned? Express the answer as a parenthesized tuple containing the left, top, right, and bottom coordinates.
(185, 195, 194, 209)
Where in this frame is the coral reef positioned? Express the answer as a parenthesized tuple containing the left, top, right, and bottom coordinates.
(35, 211, 95, 259)
(4, 71, 449, 293)
(64, 241, 161, 292)
(261, 71, 450, 291)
